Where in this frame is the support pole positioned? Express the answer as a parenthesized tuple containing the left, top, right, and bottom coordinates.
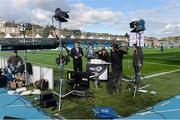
(133, 32, 143, 98)
(22, 25, 28, 85)
(58, 21, 63, 111)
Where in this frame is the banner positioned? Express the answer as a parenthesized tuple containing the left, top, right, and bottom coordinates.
(129, 32, 144, 47)
(87, 64, 108, 80)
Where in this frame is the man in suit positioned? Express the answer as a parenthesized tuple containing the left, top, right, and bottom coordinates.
(70, 42, 84, 71)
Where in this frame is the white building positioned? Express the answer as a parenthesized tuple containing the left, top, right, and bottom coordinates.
(0, 17, 5, 32)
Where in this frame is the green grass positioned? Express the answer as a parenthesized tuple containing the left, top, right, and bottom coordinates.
(0, 47, 180, 119)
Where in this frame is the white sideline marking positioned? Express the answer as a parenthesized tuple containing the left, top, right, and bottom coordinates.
(175, 96, 180, 99)
(160, 101, 170, 106)
(0, 104, 32, 108)
(138, 108, 180, 116)
(145, 56, 180, 61)
(144, 69, 180, 79)
(144, 62, 180, 68)
(122, 69, 180, 81)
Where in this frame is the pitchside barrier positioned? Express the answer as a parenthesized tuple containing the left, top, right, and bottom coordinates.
(0, 57, 54, 89)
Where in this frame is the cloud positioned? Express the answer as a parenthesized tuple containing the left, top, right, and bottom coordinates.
(0, 0, 70, 24)
(0, 0, 123, 32)
(163, 23, 180, 35)
(64, 3, 123, 30)
(0, 0, 179, 38)
(128, 0, 180, 38)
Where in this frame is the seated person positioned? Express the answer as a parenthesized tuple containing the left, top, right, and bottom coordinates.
(8, 73, 25, 89)
(7, 50, 23, 75)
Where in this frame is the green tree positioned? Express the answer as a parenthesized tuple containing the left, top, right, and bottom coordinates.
(101, 33, 109, 38)
(0, 32, 5, 38)
(62, 28, 71, 37)
(71, 29, 81, 37)
(41, 25, 51, 37)
(124, 33, 129, 38)
(86, 32, 91, 37)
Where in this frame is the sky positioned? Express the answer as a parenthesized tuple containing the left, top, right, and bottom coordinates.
(0, 0, 180, 38)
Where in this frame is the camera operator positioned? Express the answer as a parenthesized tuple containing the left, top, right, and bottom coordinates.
(108, 44, 127, 94)
(96, 46, 110, 62)
(133, 44, 144, 84)
(7, 50, 23, 74)
(70, 42, 84, 72)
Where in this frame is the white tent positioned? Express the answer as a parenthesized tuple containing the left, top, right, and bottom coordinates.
(89, 36, 93, 39)
(5, 33, 13, 38)
(107, 37, 111, 40)
(80, 35, 85, 39)
(70, 35, 75, 39)
(35, 34, 42, 38)
(61, 35, 65, 38)
(116, 37, 121, 40)
(98, 36, 103, 39)
(18, 35, 28, 38)
(48, 34, 55, 38)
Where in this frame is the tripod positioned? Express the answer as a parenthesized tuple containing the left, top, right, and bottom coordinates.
(130, 32, 149, 98)
(21, 24, 35, 87)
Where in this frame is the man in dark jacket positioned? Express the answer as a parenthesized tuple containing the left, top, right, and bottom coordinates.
(96, 46, 110, 62)
(133, 44, 144, 86)
(108, 44, 127, 94)
(7, 50, 23, 74)
(70, 42, 84, 71)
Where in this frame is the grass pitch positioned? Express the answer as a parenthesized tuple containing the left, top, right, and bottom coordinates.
(0, 47, 180, 118)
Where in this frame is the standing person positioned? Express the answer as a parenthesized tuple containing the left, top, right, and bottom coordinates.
(160, 44, 164, 52)
(108, 44, 127, 94)
(85, 44, 96, 62)
(132, 44, 144, 86)
(7, 50, 23, 74)
(70, 42, 84, 72)
(96, 46, 110, 62)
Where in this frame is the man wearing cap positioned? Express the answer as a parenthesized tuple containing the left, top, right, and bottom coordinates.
(108, 44, 127, 94)
(7, 51, 23, 74)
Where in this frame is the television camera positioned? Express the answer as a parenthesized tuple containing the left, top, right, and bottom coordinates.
(53, 8, 69, 22)
(129, 19, 145, 32)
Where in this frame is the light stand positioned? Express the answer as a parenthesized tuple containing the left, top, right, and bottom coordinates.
(20, 23, 29, 85)
(52, 8, 69, 111)
(58, 21, 63, 111)
(19, 23, 35, 87)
